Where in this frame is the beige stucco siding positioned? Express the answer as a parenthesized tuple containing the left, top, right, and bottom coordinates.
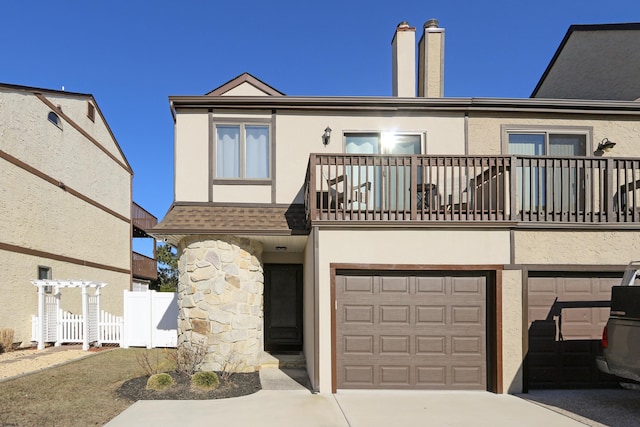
(0, 91, 131, 216)
(514, 230, 640, 265)
(174, 111, 210, 202)
(303, 234, 316, 391)
(467, 112, 640, 157)
(0, 250, 128, 344)
(44, 93, 127, 164)
(314, 228, 510, 393)
(501, 269, 523, 393)
(1, 161, 130, 269)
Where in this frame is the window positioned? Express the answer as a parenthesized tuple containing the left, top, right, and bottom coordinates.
(47, 111, 62, 129)
(215, 123, 270, 179)
(505, 127, 591, 212)
(344, 132, 423, 210)
(507, 132, 587, 157)
(345, 132, 422, 155)
(38, 266, 52, 293)
(87, 102, 95, 122)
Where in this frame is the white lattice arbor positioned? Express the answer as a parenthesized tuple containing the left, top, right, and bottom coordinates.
(31, 280, 107, 350)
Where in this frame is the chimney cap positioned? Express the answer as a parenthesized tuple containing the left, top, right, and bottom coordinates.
(397, 21, 410, 28)
(424, 19, 439, 28)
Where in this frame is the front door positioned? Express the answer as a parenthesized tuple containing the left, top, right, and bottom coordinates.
(264, 264, 303, 352)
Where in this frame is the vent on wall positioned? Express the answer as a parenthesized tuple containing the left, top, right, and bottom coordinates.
(87, 101, 95, 122)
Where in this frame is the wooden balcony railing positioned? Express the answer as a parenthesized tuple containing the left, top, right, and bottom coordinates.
(132, 202, 158, 233)
(132, 251, 158, 281)
(305, 154, 640, 225)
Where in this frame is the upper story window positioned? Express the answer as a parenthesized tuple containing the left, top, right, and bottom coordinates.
(504, 127, 591, 156)
(48, 111, 62, 129)
(215, 123, 270, 179)
(345, 132, 422, 155)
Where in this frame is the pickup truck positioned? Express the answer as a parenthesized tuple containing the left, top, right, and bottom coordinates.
(597, 262, 640, 383)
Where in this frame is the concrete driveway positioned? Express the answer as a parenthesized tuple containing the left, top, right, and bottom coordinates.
(106, 367, 640, 426)
(106, 389, 586, 427)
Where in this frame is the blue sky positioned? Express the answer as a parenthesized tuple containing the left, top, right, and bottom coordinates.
(2, 1, 639, 254)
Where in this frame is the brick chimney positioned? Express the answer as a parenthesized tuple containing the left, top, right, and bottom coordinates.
(391, 21, 416, 97)
(418, 19, 445, 97)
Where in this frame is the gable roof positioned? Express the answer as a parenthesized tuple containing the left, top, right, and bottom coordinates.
(532, 23, 640, 100)
(0, 82, 133, 173)
(205, 72, 285, 96)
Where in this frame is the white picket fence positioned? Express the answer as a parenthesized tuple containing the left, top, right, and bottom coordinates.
(31, 290, 178, 349)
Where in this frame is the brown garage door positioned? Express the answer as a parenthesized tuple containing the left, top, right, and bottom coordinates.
(336, 273, 487, 390)
(527, 274, 619, 389)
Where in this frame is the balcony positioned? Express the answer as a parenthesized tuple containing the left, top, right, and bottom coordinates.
(305, 154, 640, 226)
(132, 251, 158, 281)
(132, 202, 158, 237)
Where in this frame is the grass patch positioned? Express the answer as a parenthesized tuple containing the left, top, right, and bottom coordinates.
(0, 348, 174, 427)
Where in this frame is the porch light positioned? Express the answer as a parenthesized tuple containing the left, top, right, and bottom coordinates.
(597, 138, 616, 152)
(275, 246, 287, 251)
(323, 127, 332, 145)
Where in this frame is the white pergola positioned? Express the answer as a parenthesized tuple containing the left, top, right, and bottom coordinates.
(31, 280, 107, 350)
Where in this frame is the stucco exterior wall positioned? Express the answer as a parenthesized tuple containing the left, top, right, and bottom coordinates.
(0, 250, 128, 344)
(501, 269, 524, 393)
(467, 112, 640, 157)
(174, 110, 210, 202)
(514, 230, 640, 265)
(1, 163, 130, 268)
(44, 93, 127, 163)
(303, 234, 316, 391)
(0, 91, 131, 216)
(314, 228, 510, 393)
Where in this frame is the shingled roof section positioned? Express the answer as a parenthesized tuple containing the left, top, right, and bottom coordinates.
(151, 203, 308, 236)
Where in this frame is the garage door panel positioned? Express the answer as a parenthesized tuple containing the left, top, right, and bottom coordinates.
(381, 276, 410, 293)
(416, 277, 446, 294)
(337, 273, 487, 390)
(527, 275, 619, 389)
(417, 366, 446, 385)
(416, 306, 446, 324)
(380, 335, 410, 355)
(343, 305, 374, 323)
(343, 335, 374, 354)
(344, 276, 374, 293)
(416, 336, 446, 354)
(380, 305, 410, 324)
(380, 366, 410, 385)
(452, 306, 483, 324)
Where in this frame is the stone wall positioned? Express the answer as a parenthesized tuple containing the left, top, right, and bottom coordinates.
(177, 235, 264, 372)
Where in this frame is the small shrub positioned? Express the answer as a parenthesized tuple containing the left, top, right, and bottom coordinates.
(135, 349, 165, 376)
(146, 373, 174, 391)
(168, 339, 207, 376)
(0, 328, 14, 353)
(191, 371, 219, 391)
(219, 351, 245, 383)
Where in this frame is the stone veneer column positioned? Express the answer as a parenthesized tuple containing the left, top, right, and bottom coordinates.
(177, 235, 264, 372)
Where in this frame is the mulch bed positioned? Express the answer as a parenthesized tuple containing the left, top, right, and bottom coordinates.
(117, 371, 261, 400)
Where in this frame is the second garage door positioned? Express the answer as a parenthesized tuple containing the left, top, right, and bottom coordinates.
(336, 272, 488, 390)
(527, 273, 619, 389)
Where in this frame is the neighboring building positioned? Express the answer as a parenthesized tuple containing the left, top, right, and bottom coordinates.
(532, 23, 640, 100)
(152, 21, 640, 394)
(0, 83, 154, 346)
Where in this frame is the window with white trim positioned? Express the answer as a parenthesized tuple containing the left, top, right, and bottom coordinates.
(215, 123, 270, 179)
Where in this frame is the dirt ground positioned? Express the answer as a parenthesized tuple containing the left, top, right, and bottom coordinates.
(0, 345, 95, 381)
